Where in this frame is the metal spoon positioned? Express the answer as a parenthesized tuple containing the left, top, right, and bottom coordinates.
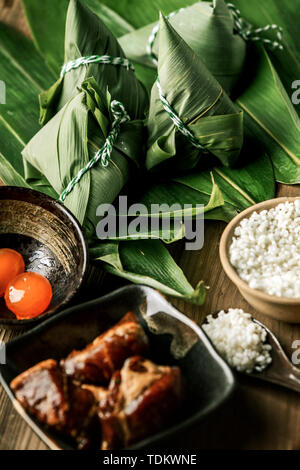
(203, 313, 300, 393)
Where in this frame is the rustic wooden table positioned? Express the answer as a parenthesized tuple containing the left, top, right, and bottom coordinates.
(1, 0, 300, 451)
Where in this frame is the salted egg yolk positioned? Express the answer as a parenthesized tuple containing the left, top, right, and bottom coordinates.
(4, 272, 53, 320)
(0, 248, 25, 297)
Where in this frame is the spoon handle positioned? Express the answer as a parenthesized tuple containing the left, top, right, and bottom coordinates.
(251, 319, 300, 394)
(254, 362, 300, 394)
(270, 364, 300, 393)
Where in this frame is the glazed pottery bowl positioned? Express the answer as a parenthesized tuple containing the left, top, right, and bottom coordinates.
(220, 197, 300, 323)
(0, 186, 88, 328)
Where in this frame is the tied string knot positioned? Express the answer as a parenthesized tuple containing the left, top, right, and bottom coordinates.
(60, 55, 134, 78)
(59, 100, 130, 203)
(147, 3, 283, 64)
(156, 78, 208, 152)
(58, 54, 134, 203)
(227, 3, 283, 51)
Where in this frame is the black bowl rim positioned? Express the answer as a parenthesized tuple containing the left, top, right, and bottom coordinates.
(0, 285, 236, 450)
(0, 186, 88, 327)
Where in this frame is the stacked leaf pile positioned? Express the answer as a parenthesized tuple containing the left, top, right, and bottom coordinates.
(0, 0, 299, 303)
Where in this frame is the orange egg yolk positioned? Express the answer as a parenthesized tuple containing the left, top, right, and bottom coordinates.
(4, 272, 53, 320)
(0, 248, 25, 297)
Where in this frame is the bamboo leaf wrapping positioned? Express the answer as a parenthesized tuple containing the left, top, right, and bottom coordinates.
(22, 78, 145, 238)
(38, 0, 148, 126)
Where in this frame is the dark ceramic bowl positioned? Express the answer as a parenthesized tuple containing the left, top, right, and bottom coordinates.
(0, 186, 88, 328)
(0, 285, 236, 450)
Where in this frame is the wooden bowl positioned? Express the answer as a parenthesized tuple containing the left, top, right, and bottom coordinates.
(0, 186, 88, 328)
(219, 197, 300, 323)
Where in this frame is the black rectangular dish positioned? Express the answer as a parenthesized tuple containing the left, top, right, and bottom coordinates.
(0, 285, 235, 450)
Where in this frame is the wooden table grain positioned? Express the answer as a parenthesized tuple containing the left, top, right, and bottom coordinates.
(1, 0, 300, 451)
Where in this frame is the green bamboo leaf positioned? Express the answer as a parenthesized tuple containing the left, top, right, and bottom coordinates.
(242, 113, 300, 185)
(92, 0, 197, 28)
(134, 176, 224, 218)
(233, 0, 300, 111)
(120, 0, 246, 93)
(0, 22, 56, 196)
(146, 14, 243, 172)
(22, 0, 134, 75)
(0, 23, 55, 152)
(90, 240, 206, 305)
(82, 0, 134, 36)
(236, 46, 300, 183)
(175, 119, 276, 216)
(100, 175, 225, 242)
(97, 220, 186, 244)
(131, 62, 157, 95)
(0, 154, 30, 188)
(176, 154, 275, 214)
(139, 177, 236, 224)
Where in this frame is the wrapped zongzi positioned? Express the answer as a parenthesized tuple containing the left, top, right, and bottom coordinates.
(22, 0, 148, 238)
(146, 14, 244, 172)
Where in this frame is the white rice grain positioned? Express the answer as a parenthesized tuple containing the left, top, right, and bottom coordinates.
(229, 200, 300, 298)
(203, 308, 272, 373)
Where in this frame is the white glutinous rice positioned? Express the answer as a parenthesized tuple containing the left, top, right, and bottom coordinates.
(229, 200, 300, 298)
(203, 308, 272, 373)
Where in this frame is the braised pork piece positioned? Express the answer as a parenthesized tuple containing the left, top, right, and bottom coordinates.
(10, 359, 96, 448)
(98, 356, 184, 450)
(82, 384, 108, 403)
(10, 313, 185, 449)
(61, 312, 149, 384)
